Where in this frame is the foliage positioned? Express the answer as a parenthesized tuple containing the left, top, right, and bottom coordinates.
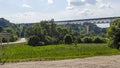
(82, 37, 93, 43)
(44, 36, 52, 45)
(93, 37, 106, 43)
(64, 34, 73, 44)
(2, 37, 7, 43)
(26, 19, 70, 46)
(9, 35, 18, 42)
(0, 18, 19, 42)
(0, 26, 3, 32)
(38, 41, 45, 46)
(107, 18, 120, 49)
(25, 19, 107, 46)
(28, 35, 40, 46)
(77, 37, 82, 43)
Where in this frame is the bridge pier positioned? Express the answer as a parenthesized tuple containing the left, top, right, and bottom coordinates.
(86, 25, 89, 34)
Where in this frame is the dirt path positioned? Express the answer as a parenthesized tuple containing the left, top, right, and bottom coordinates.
(1, 55, 120, 68)
(2, 38, 26, 45)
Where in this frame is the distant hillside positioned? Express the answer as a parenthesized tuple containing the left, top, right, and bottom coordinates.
(0, 18, 13, 27)
(0, 18, 20, 42)
(0, 18, 20, 36)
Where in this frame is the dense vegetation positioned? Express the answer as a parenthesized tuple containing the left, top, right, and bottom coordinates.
(0, 18, 19, 42)
(107, 18, 120, 49)
(26, 19, 107, 46)
(0, 18, 107, 43)
(15, 23, 33, 37)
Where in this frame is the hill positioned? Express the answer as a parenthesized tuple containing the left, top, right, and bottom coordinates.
(0, 18, 19, 42)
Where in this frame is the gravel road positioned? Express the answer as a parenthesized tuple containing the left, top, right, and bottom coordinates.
(1, 55, 120, 68)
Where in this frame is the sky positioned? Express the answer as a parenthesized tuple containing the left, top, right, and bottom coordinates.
(0, 0, 120, 23)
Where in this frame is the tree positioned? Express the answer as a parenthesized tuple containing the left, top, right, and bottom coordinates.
(82, 37, 92, 43)
(28, 35, 40, 46)
(107, 18, 120, 49)
(93, 37, 105, 43)
(64, 34, 73, 44)
(0, 26, 3, 32)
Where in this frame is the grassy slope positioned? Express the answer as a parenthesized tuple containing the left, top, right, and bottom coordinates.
(1, 43, 120, 62)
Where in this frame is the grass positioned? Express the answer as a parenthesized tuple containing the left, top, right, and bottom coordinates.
(1, 43, 120, 62)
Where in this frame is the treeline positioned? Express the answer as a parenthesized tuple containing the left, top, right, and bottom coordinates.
(26, 19, 107, 46)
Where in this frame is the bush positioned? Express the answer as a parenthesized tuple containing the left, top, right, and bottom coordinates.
(38, 41, 45, 46)
(77, 37, 82, 43)
(28, 35, 40, 46)
(107, 18, 120, 49)
(2, 37, 7, 43)
(44, 36, 57, 45)
(2, 35, 18, 43)
(74, 40, 78, 46)
(64, 34, 73, 44)
(51, 37, 58, 44)
(93, 37, 106, 43)
(44, 36, 52, 45)
(82, 37, 92, 43)
(10, 35, 18, 42)
(58, 40, 64, 44)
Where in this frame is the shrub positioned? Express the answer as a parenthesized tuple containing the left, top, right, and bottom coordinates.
(64, 34, 73, 44)
(82, 37, 92, 43)
(44, 36, 52, 45)
(77, 37, 82, 43)
(28, 35, 40, 46)
(10, 35, 18, 42)
(51, 37, 58, 44)
(58, 40, 64, 44)
(38, 41, 45, 46)
(107, 18, 120, 49)
(93, 37, 105, 43)
(44, 36, 57, 44)
(2, 37, 7, 43)
(74, 40, 78, 46)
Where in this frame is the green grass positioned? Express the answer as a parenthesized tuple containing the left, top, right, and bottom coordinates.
(1, 43, 120, 62)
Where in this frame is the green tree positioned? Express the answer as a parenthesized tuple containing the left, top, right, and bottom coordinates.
(0, 26, 3, 32)
(82, 37, 92, 43)
(28, 35, 40, 46)
(93, 37, 105, 43)
(107, 18, 120, 49)
(64, 34, 73, 44)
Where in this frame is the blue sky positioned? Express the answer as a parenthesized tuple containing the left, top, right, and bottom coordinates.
(0, 0, 120, 23)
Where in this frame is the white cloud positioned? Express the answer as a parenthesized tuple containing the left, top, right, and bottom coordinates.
(0, 0, 118, 23)
(66, 6, 74, 10)
(22, 4, 32, 8)
(67, 0, 97, 7)
(66, 0, 98, 10)
(100, 4, 111, 9)
(96, 0, 112, 9)
(48, 0, 54, 4)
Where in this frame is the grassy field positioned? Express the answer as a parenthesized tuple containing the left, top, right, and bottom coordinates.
(1, 43, 120, 62)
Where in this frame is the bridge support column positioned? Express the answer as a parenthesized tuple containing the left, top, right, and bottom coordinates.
(86, 25, 89, 34)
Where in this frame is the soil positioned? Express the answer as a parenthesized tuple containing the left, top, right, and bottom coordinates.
(1, 55, 120, 68)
